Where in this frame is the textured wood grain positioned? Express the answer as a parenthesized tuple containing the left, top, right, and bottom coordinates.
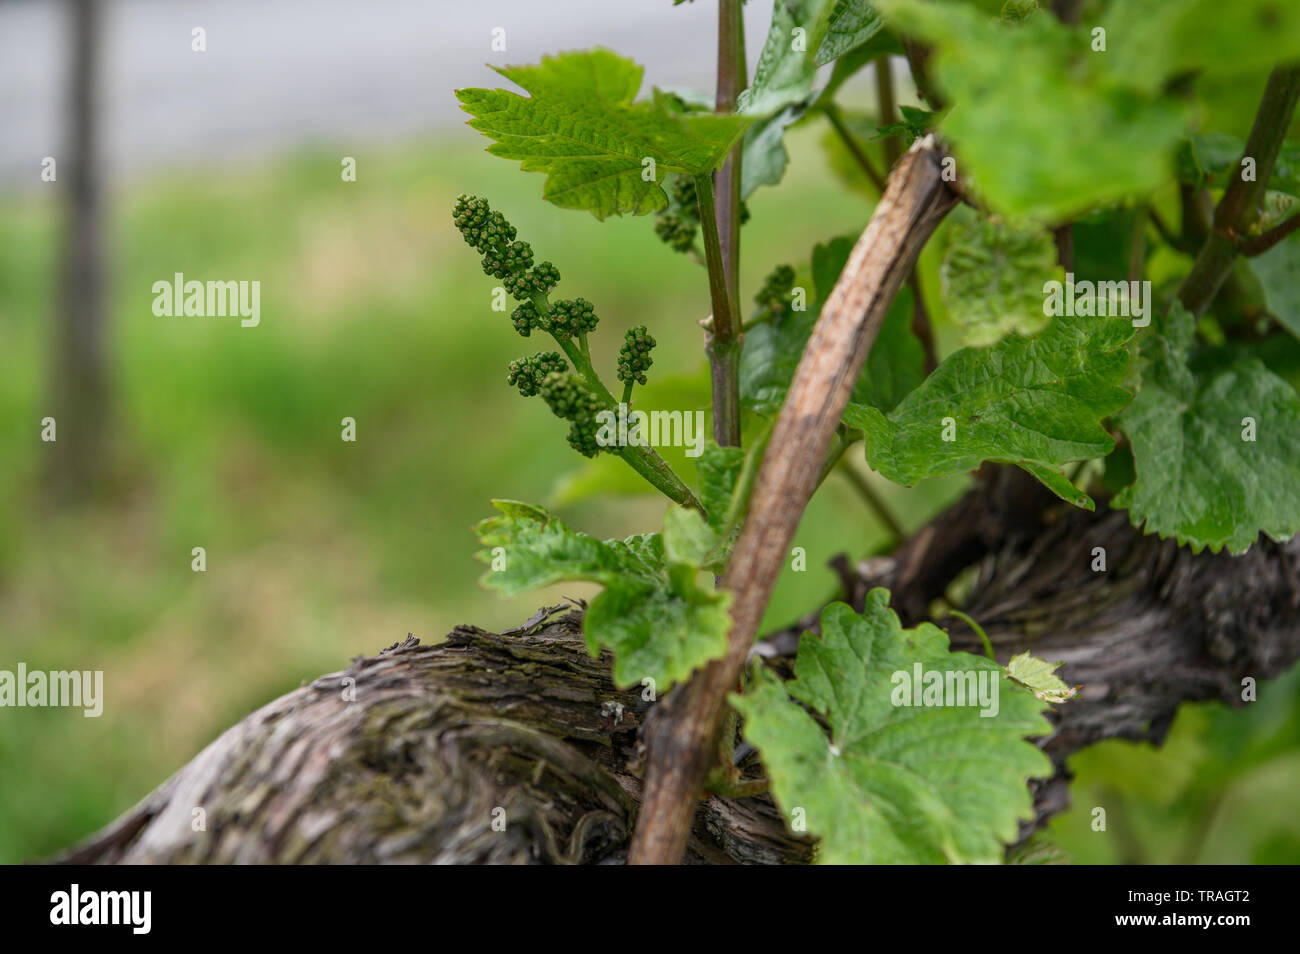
(56, 483, 1300, 865)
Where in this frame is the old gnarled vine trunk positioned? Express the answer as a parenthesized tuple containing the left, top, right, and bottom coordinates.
(58, 476, 1300, 865)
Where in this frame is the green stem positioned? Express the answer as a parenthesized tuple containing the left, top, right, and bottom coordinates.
(703, 707, 770, 799)
(836, 458, 906, 541)
(1179, 65, 1300, 317)
(816, 427, 861, 489)
(951, 610, 996, 662)
(616, 443, 703, 514)
(695, 173, 742, 448)
(705, 775, 770, 799)
(621, 379, 634, 405)
(714, 0, 745, 404)
(875, 55, 901, 170)
(1239, 212, 1300, 256)
(824, 103, 886, 192)
(719, 421, 774, 537)
(536, 296, 703, 513)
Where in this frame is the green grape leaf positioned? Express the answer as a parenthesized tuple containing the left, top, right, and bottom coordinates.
(877, 0, 1187, 220)
(858, 287, 926, 413)
(475, 499, 659, 593)
(742, 0, 884, 116)
(811, 234, 855, 303)
(740, 306, 817, 416)
(741, 1, 885, 194)
(1072, 205, 1144, 286)
(1004, 652, 1079, 704)
(1177, 133, 1300, 197)
(696, 441, 745, 531)
(742, 236, 922, 415)
(940, 217, 1063, 347)
(1113, 304, 1300, 554)
(877, 104, 936, 145)
(817, 0, 887, 66)
(1250, 232, 1300, 341)
(814, 26, 903, 108)
(1007, 834, 1072, 865)
(733, 591, 1053, 864)
(661, 505, 720, 568)
(456, 49, 751, 219)
(585, 566, 731, 690)
(1102, 0, 1300, 97)
(475, 500, 730, 688)
(844, 312, 1135, 509)
(741, 104, 806, 199)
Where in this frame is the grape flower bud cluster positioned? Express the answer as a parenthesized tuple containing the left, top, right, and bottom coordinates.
(454, 194, 664, 461)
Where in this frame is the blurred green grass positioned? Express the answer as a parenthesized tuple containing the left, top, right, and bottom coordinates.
(0, 127, 1295, 863)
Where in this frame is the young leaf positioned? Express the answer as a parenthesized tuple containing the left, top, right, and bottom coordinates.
(877, 104, 935, 145)
(740, 1, 836, 116)
(817, 0, 887, 67)
(741, 105, 806, 199)
(740, 0, 883, 116)
(733, 591, 1053, 864)
(662, 505, 720, 568)
(475, 500, 731, 689)
(843, 312, 1135, 509)
(814, 26, 903, 109)
(940, 217, 1062, 348)
(1113, 304, 1300, 554)
(695, 441, 745, 531)
(740, 2, 885, 195)
(877, 0, 1187, 220)
(585, 567, 732, 691)
(857, 286, 926, 413)
(475, 500, 657, 593)
(1004, 652, 1079, 704)
(456, 50, 751, 219)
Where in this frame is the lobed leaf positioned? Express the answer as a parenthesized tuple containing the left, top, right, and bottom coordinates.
(877, 0, 1187, 220)
(1113, 304, 1300, 554)
(940, 217, 1062, 348)
(845, 312, 1135, 508)
(475, 500, 731, 688)
(457, 50, 750, 219)
(734, 591, 1053, 864)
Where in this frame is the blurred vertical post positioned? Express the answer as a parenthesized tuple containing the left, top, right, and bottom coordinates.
(50, 0, 109, 500)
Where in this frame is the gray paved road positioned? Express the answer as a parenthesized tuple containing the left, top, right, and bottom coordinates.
(0, 0, 775, 188)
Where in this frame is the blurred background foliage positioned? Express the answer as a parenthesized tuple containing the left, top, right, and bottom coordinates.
(0, 0, 1296, 864)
